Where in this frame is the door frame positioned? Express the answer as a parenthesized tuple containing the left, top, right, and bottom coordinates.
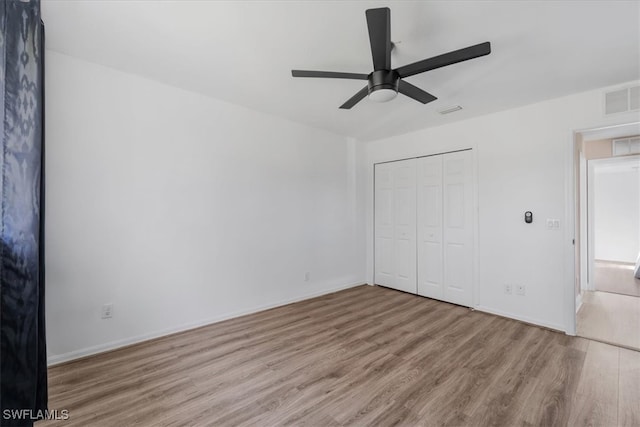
(587, 160, 596, 292)
(579, 150, 589, 295)
(568, 121, 640, 335)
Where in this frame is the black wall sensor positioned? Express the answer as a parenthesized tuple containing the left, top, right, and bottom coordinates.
(525, 211, 533, 223)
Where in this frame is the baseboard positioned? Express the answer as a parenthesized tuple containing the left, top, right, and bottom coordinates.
(474, 305, 565, 332)
(575, 293, 583, 314)
(47, 280, 364, 366)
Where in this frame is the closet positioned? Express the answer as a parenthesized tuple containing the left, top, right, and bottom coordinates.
(374, 150, 474, 307)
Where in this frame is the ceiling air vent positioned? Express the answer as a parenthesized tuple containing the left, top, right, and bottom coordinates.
(438, 105, 463, 115)
(604, 85, 640, 115)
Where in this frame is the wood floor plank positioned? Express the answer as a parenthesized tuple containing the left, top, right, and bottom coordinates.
(465, 325, 554, 425)
(525, 344, 586, 426)
(619, 347, 640, 426)
(568, 340, 619, 426)
(38, 285, 638, 427)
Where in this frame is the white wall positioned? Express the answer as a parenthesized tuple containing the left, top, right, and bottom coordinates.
(593, 161, 640, 263)
(45, 47, 640, 361)
(365, 81, 640, 332)
(45, 51, 366, 364)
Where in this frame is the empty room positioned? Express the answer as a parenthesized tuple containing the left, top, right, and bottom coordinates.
(1, 0, 639, 426)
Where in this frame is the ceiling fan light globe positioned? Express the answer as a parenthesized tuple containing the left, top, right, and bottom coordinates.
(369, 88, 398, 103)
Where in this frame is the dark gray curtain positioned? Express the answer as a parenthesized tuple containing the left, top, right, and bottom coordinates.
(0, 0, 47, 426)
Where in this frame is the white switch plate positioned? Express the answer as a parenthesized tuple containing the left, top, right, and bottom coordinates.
(516, 285, 526, 296)
(547, 218, 560, 229)
(101, 303, 113, 319)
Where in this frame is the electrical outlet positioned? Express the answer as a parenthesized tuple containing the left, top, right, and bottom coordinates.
(504, 283, 512, 295)
(101, 303, 113, 319)
(304, 272, 310, 282)
(516, 285, 526, 296)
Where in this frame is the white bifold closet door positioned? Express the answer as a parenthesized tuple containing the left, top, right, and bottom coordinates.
(417, 150, 473, 307)
(375, 150, 473, 307)
(374, 159, 417, 294)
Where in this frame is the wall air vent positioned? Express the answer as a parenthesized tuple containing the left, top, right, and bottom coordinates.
(612, 136, 640, 156)
(438, 105, 463, 115)
(604, 85, 640, 115)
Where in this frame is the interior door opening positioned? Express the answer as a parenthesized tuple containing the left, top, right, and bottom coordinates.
(574, 123, 640, 350)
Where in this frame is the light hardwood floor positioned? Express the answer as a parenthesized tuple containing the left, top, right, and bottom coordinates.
(594, 260, 640, 297)
(577, 290, 640, 351)
(40, 285, 639, 426)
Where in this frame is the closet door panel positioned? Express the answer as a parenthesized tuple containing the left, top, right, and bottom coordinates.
(443, 151, 473, 307)
(392, 160, 417, 293)
(374, 160, 417, 293)
(375, 164, 394, 287)
(417, 156, 443, 299)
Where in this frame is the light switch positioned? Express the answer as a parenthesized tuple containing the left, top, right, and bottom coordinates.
(553, 219, 560, 229)
(546, 219, 554, 229)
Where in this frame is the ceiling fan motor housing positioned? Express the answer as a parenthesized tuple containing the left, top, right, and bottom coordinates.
(368, 69, 399, 95)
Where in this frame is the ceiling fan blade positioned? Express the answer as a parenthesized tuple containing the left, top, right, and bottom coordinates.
(395, 42, 491, 78)
(366, 8, 392, 71)
(339, 86, 369, 109)
(292, 70, 368, 80)
(398, 80, 437, 104)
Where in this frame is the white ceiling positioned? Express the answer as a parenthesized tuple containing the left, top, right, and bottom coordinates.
(42, 0, 640, 142)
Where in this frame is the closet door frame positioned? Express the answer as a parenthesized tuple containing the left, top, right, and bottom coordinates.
(373, 148, 478, 308)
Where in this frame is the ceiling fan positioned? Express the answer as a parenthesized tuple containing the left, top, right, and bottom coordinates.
(291, 7, 491, 109)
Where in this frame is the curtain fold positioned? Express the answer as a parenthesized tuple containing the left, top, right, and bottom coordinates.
(0, 0, 47, 426)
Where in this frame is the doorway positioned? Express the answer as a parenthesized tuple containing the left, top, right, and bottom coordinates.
(574, 126, 640, 350)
